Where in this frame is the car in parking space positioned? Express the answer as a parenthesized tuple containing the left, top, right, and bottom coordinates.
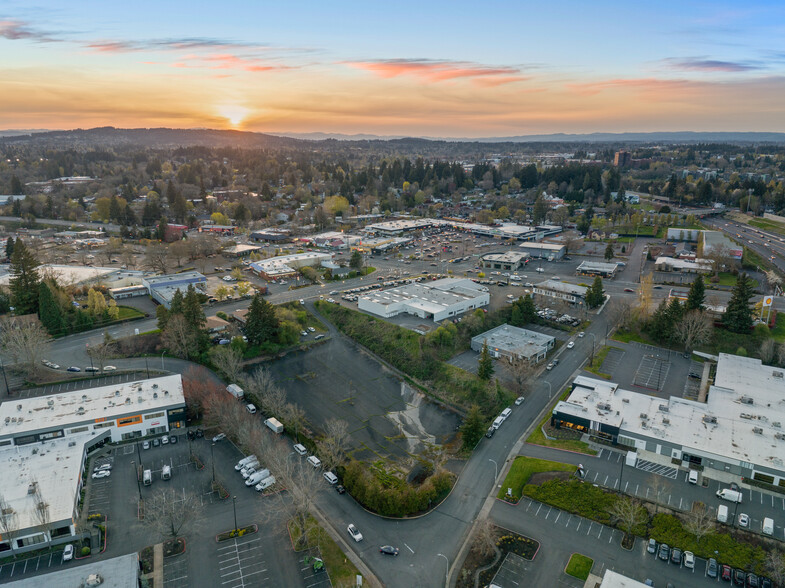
(169, 435, 178, 444)
(62, 544, 74, 562)
(746, 573, 759, 587)
(67, 366, 81, 372)
(152, 438, 160, 447)
(94, 463, 112, 473)
(721, 565, 732, 581)
(567, 341, 574, 349)
(647, 538, 657, 554)
(578, 332, 585, 338)
(300, 330, 308, 336)
(683, 550, 694, 569)
(706, 557, 718, 578)
(91, 470, 111, 479)
(670, 547, 682, 565)
(552, 359, 559, 366)
(380, 545, 399, 556)
(212, 433, 227, 442)
(657, 543, 670, 561)
(347, 524, 363, 542)
(515, 396, 525, 405)
(161, 436, 169, 445)
(688, 469, 699, 484)
(734, 568, 746, 585)
(738, 513, 750, 527)
(336, 485, 346, 494)
(142, 440, 150, 450)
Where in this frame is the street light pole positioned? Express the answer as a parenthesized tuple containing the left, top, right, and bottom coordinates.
(542, 381, 552, 400)
(211, 442, 216, 484)
(437, 553, 449, 587)
(232, 495, 238, 536)
(489, 458, 498, 481)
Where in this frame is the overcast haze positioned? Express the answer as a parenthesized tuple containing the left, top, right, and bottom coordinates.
(2, 0, 784, 136)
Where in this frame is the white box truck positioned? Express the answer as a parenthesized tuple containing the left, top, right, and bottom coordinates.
(245, 469, 271, 486)
(717, 504, 728, 523)
(716, 488, 743, 503)
(763, 517, 774, 535)
(143, 469, 152, 486)
(235, 455, 257, 471)
(255, 476, 276, 491)
(226, 384, 244, 400)
(264, 417, 284, 434)
(161, 465, 171, 480)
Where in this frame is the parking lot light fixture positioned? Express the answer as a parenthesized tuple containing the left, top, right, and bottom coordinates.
(437, 553, 449, 587)
(211, 442, 216, 483)
(232, 495, 238, 537)
(161, 351, 166, 370)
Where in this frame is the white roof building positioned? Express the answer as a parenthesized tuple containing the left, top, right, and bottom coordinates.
(553, 354, 785, 484)
(471, 324, 554, 363)
(654, 256, 713, 274)
(533, 280, 587, 304)
(249, 252, 331, 279)
(358, 278, 489, 322)
(4, 553, 139, 587)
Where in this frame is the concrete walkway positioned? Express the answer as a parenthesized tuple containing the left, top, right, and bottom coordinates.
(153, 543, 163, 588)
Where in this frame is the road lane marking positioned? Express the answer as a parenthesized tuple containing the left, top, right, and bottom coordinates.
(405, 543, 414, 554)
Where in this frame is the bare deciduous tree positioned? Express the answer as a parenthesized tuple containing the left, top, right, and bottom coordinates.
(507, 355, 534, 397)
(474, 518, 498, 559)
(704, 244, 735, 278)
(245, 368, 287, 417)
(0, 493, 19, 556)
(145, 242, 169, 275)
(163, 314, 198, 360)
(317, 418, 350, 470)
(676, 310, 713, 354)
(778, 343, 785, 368)
(608, 497, 648, 540)
(683, 503, 715, 545)
(168, 239, 190, 268)
(30, 481, 53, 548)
(281, 402, 307, 441)
(760, 338, 776, 364)
(209, 345, 243, 383)
(765, 549, 785, 586)
(638, 274, 654, 317)
(141, 488, 200, 540)
(0, 316, 51, 377)
(87, 333, 114, 372)
(765, 270, 782, 293)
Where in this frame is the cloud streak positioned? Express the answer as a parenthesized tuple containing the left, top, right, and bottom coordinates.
(660, 57, 763, 72)
(0, 19, 59, 42)
(345, 58, 529, 85)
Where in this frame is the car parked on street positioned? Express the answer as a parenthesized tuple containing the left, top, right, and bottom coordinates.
(515, 396, 525, 405)
(567, 341, 574, 349)
(67, 366, 81, 372)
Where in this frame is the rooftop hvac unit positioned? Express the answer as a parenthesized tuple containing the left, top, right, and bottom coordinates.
(153, 392, 158, 399)
(753, 427, 763, 435)
(68, 441, 76, 447)
(164, 390, 169, 396)
(640, 413, 648, 420)
(76, 406, 85, 415)
(115, 390, 120, 396)
(598, 403, 611, 411)
(703, 415, 718, 424)
(775, 433, 785, 441)
(774, 422, 782, 429)
(125, 398, 131, 405)
(773, 371, 784, 379)
(622, 398, 630, 403)
(137, 396, 143, 403)
(740, 396, 754, 405)
(152, 384, 158, 389)
(47, 399, 54, 407)
(16, 404, 21, 411)
(659, 404, 669, 413)
(740, 413, 754, 420)
(662, 418, 670, 425)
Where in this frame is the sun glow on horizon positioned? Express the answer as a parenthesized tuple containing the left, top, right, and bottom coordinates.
(216, 104, 251, 127)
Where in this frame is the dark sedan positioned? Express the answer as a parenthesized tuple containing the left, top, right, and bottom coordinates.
(657, 543, 670, 561)
(380, 545, 399, 556)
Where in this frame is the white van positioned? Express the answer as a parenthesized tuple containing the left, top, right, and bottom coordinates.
(307, 455, 322, 468)
(255, 476, 276, 491)
(161, 465, 171, 480)
(688, 469, 699, 484)
(716, 488, 742, 503)
(246, 403, 257, 414)
(717, 504, 728, 523)
(235, 455, 257, 470)
(323, 471, 338, 485)
(492, 416, 504, 430)
(293, 443, 307, 456)
(500, 408, 512, 421)
(763, 517, 774, 535)
(143, 469, 152, 486)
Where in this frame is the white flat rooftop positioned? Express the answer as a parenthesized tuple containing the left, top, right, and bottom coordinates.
(0, 375, 184, 439)
(4, 553, 139, 588)
(0, 433, 95, 532)
(0, 265, 119, 287)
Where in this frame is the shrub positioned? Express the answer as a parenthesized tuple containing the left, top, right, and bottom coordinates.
(81, 546, 91, 556)
(735, 346, 747, 357)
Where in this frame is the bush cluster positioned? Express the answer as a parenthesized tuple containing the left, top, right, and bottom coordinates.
(340, 460, 454, 517)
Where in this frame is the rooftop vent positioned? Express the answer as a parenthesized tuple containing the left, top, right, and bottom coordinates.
(47, 399, 54, 407)
(4, 417, 8, 424)
(703, 415, 718, 424)
(137, 396, 143, 403)
(164, 390, 169, 396)
(622, 398, 629, 403)
(76, 406, 85, 415)
(640, 413, 648, 420)
(27, 482, 37, 495)
(16, 405, 21, 411)
(115, 390, 120, 397)
(740, 396, 754, 405)
(753, 427, 763, 435)
(68, 441, 76, 447)
(740, 413, 754, 420)
(659, 404, 669, 413)
(774, 422, 782, 429)
(125, 398, 131, 405)
(773, 371, 784, 379)
(597, 403, 612, 411)
(662, 418, 670, 425)
(775, 433, 785, 441)
(152, 384, 158, 389)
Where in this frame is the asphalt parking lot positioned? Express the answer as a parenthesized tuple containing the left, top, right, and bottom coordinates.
(297, 548, 332, 588)
(0, 548, 73, 582)
(215, 535, 270, 588)
(15, 371, 150, 399)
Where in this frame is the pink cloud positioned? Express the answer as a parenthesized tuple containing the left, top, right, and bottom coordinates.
(567, 77, 697, 96)
(346, 59, 526, 85)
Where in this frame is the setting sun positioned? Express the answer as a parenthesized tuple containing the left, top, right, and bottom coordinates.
(217, 104, 250, 127)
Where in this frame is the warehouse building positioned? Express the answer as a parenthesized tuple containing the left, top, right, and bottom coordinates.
(471, 324, 554, 363)
(576, 261, 619, 278)
(552, 354, 785, 485)
(480, 251, 529, 271)
(249, 252, 332, 281)
(517, 242, 566, 260)
(4, 553, 140, 587)
(358, 278, 489, 322)
(142, 271, 206, 308)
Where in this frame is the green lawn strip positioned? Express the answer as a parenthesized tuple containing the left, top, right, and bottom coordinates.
(288, 516, 360, 585)
(116, 305, 146, 320)
(610, 328, 649, 344)
(565, 553, 593, 581)
(525, 413, 598, 457)
(497, 457, 575, 500)
(749, 218, 785, 236)
(583, 345, 618, 379)
(714, 272, 758, 288)
(771, 314, 785, 342)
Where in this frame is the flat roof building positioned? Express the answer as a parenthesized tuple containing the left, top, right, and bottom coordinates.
(471, 324, 554, 363)
(654, 257, 712, 274)
(358, 278, 489, 322)
(517, 242, 566, 259)
(249, 252, 331, 280)
(553, 354, 785, 486)
(533, 280, 587, 305)
(576, 261, 619, 278)
(4, 553, 139, 587)
(142, 271, 206, 308)
(249, 229, 291, 243)
(0, 374, 186, 446)
(700, 230, 743, 260)
(223, 244, 262, 257)
(480, 251, 529, 271)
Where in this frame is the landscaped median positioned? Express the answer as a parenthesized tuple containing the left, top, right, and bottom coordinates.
(565, 553, 593, 581)
(496, 457, 576, 502)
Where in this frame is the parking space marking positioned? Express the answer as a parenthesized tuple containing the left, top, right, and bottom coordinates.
(635, 459, 678, 479)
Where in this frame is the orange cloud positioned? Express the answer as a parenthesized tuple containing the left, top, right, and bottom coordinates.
(345, 59, 526, 85)
(566, 77, 698, 97)
(167, 53, 294, 73)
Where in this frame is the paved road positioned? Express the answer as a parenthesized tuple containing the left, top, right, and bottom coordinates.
(0, 216, 121, 232)
(703, 216, 785, 276)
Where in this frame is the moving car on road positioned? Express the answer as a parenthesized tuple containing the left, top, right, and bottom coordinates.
(347, 524, 363, 542)
(380, 545, 399, 556)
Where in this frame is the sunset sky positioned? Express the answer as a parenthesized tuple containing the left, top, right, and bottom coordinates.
(2, 0, 785, 137)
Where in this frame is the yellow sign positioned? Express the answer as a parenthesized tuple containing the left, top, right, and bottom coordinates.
(764, 296, 773, 307)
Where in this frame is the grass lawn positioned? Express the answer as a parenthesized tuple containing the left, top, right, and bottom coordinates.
(771, 314, 785, 342)
(749, 218, 785, 236)
(288, 516, 360, 585)
(715, 272, 758, 288)
(526, 412, 598, 457)
(116, 305, 146, 320)
(583, 345, 619, 379)
(497, 457, 576, 500)
(565, 553, 593, 581)
(611, 328, 649, 344)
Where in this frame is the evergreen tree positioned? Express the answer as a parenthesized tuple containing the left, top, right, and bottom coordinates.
(182, 285, 205, 329)
(723, 273, 754, 333)
(586, 276, 605, 309)
(477, 341, 494, 381)
(156, 305, 170, 331)
(108, 196, 122, 222)
(604, 242, 614, 261)
(350, 250, 363, 270)
(10, 175, 23, 195)
(8, 238, 41, 314)
(685, 275, 705, 311)
(38, 282, 65, 335)
(168, 289, 185, 317)
(5, 236, 14, 260)
(664, 298, 684, 342)
(156, 216, 169, 241)
(460, 405, 487, 450)
(648, 299, 669, 342)
(243, 294, 279, 346)
(510, 303, 524, 327)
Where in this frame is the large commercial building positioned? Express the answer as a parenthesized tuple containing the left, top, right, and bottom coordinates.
(533, 280, 587, 305)
(249, 252, 332, 280)
(654, 256, 713, 274)
(480, 251, 529, 271)
(552, 355, 785, 485)
(517, 242, 566, 260)
(471, 324, 554, 363)
(358, 278, 489, 322)
(576, 261, 619, 278)
(4, 553, 140, 588)
(142, 271, 207, 308)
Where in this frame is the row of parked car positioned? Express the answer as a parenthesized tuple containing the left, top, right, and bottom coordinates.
(43, 359, 117, 372)
(648, 538, 772, 586)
